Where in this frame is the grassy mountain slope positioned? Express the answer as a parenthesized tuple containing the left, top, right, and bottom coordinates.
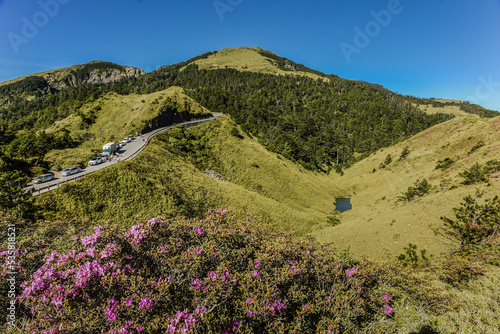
(312, 115, 500, 258)
(36, 116, 344, 235)
(180, 46, 326, 80)
(41, 86, 211, 169)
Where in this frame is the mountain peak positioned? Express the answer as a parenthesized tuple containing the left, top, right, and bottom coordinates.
(181, 46, 327, 80)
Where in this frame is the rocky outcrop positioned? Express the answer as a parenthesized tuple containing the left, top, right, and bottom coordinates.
(42, 64, 145, 90)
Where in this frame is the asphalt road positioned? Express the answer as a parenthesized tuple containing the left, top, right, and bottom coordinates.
(25, 114, 223, 196)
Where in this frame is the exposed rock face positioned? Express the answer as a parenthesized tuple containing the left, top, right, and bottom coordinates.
(42, 65, 145, 89)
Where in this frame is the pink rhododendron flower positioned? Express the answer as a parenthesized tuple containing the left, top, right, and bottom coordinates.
(124, 224, 149, 245)
(345, 267, 358, 277)
(138, 297, 152, 311)
(81, 226, 102, 246)
(382, 304, 393, 315)
(124, 297, 133, 307)
(146, 218, 163, 227)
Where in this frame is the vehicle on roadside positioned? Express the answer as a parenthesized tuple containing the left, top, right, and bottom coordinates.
(88, 157, 103, 166)
(102, 142, 118, 156)
(127, 135, 135, 140)
(118, 141, 127, 147)
(60, 167, 81, 176)
(122, 137, 131, 143)
(32, 173, 55, 184)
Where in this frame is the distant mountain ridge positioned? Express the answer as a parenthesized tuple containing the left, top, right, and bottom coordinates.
(0, 61, 144, 106)
(0, 47, 498, 172)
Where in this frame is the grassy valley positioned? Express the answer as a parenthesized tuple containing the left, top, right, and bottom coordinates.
(313, 115, 500, 258)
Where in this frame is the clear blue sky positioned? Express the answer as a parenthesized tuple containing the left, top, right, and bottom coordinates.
(1, 0, 499, 110)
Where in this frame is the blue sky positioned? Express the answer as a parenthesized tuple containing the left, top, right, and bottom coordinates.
(1, 0, 499, 110)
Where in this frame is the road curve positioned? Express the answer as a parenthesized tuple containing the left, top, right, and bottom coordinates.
(26, 114, 223, 196)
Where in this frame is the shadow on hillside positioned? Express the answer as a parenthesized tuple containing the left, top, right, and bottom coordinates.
(410, 325, 439, 334)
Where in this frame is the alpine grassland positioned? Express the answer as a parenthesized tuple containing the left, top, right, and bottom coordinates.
(312, 115, 500, 258)
(34, 116, 345, 235)
(1, 48, 500, 333)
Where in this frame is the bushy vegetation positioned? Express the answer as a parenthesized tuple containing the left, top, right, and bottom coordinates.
(437, 191, 500, 251)
(398, 146, 410, 161)
(0, 211, 423, 333)
(398, 179, 432, 202)
(379, 154, 393, 169)
(435, 157, 456, 170)
(459, 162, 490, 185)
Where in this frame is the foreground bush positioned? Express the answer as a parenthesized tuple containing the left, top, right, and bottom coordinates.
(1, 210, 404, 333)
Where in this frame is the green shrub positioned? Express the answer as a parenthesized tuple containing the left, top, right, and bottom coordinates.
(397, 243, 429, 268)
(468, 140, 485, 155)
(484, 159, 500, 174)
(326, 212, 341, 226)
(398, 146, 410, 161)
(459, 163, 489, 185)
(229, 127, 243, 139)
(440, 257, 487, 286)
(435, 157, 456, 170)
(379, 154, 393, 169)
(437, 191, 500, 251)
(399, 179, 432, 202)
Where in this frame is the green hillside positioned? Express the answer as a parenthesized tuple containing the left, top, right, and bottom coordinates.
(36, 116, 343, 234)
(312, 115, 500, 258)
(2, 87, 211, 174)
(180, 46, 327, 80)
(1, 47, 500, 333)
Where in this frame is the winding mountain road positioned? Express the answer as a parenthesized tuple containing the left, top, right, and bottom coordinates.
(25, 114, 223, 196)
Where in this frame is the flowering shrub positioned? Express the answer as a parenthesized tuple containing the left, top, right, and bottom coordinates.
(0, 210, 404, 333)
(441, 257, 488, 286)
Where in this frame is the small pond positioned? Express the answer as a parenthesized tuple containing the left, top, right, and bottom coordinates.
(334, 198, 352, 213)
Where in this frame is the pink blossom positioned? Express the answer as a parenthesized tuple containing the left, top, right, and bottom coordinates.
(146, 218, 163, 227)
(138, 297, 152, 311)
(383, 294, 392, 303)
(124, 224, 149, 245)
(81, 226, 102, 246)
(124, 297, 133, 307)
(208, 271, 218, 279)
(105, 298, 119, 321)
(192, 278, 204, 290)
(253, 271, 260, 278)
(345, 267, 358, 277)
(193, 227, 205, 235)
(194, 248, 202, 254)
(86, 247, 97, 258)
(382, 304, 393, 315)
(254, 260, 260, 268)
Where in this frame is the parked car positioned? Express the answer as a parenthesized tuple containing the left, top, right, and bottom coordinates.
(118, 141, 127, 147)
(32, 173, 55, 184)
(88, 157, 103, 166)
(60, 167, 81, 176)
(122, 137, 131, 143)
(127, 135, 135, 140)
